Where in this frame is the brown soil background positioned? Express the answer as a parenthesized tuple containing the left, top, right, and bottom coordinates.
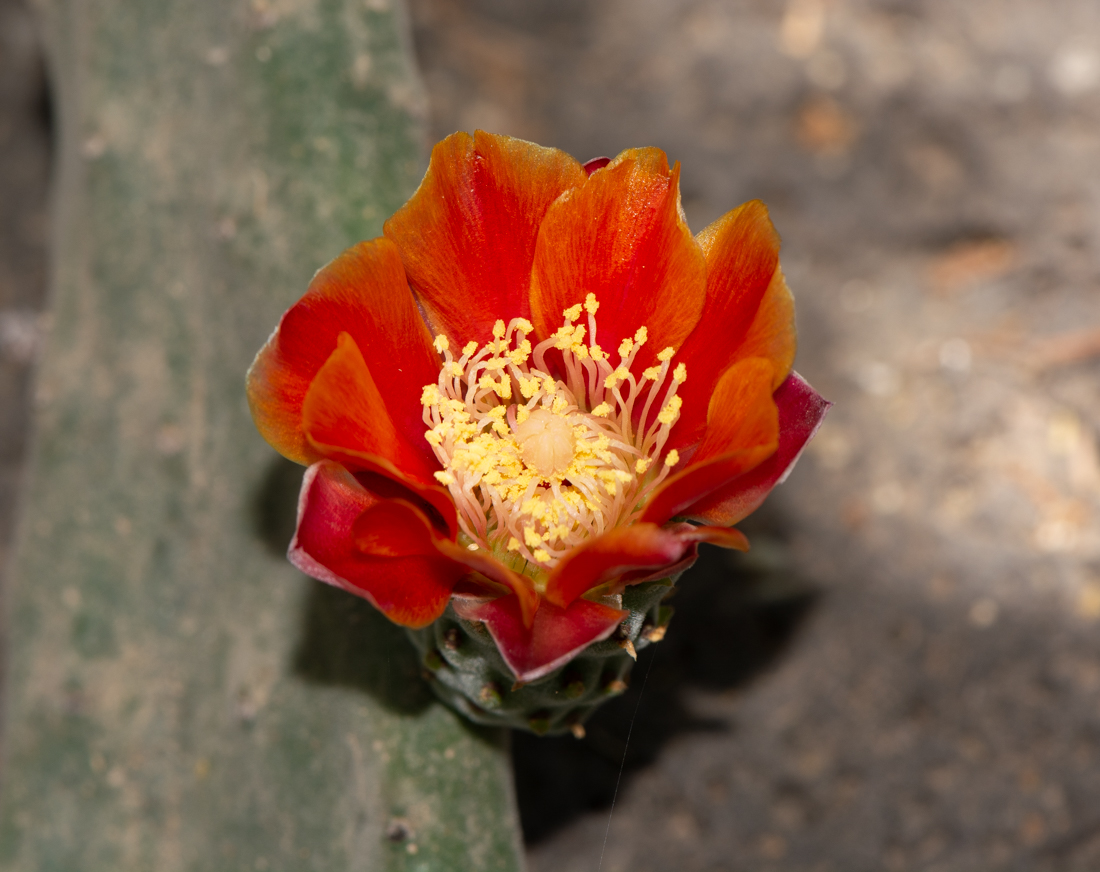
(4, 0, 1100, 869)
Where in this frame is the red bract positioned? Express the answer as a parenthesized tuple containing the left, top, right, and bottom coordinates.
(247, 131, 829, 683)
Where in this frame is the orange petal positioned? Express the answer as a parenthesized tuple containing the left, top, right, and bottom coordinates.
(544, 522, 700, 608)
(686, 371, 830, 526)
(289, 462, 465, 629)
(529, 148, 706, 372)
(642, 357, 779, 525)
(301, 332, 437, 480)
(246, 238, 440, 466)
(384, 130, 586, 347)
(668, 201, 794, 451)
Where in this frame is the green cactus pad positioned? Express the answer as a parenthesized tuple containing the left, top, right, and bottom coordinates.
(406, 578, 680, 736)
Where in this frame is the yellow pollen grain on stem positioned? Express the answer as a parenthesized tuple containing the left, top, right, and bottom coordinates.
(516, 318, 533, 334)
(642, 365, 661, 381)
(657, 395, 682, 425)
(618, 337, 634, 359)
(673, 363, 687, 382)
(434, 470, 456, 485)
(664, 449, 680, 467)
(433, 334, 450, 353)
(563, 303, 583, 322)
(584, 293, 599, 315)
(635, 457, 653, 474)
(634, 326, 648, 345)
(421, 385, 441, 405)
(591, 402, 612, 417)
(533, 549, 551, 563)
(604, 367, 630, 389)
(657, 346, 675, 362)
(462, 340, 478, 356)
(492, 319, 506, 339)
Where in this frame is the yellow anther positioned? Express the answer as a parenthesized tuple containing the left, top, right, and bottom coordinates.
(516, 318, 533, 334)
(492, 319, 506, 339)
(542, 376, 556, 396)
(618, 337, 634, 358)
(551, 396, 568, 414)
(657, 395, 682, 425)
(496, 378, 512, 400)
(524, 527, 544, 548)
(603, 367, 630, 389)
(424, 429, 442, 446)
(533, 549, 551, 563)
(657, 346, 675, 362)
(462, 340, 478, 356)
(635, 457, 653, 474)
(573, 343, 589, 360)
(488, 406, 506, 420)
(591, 402, 612, 417)
(421, 384, 441, 405)
(589, 344, 606, 361)
(584, 293, 599, 315)
(664, 449, 680, 467)
(673, 363, 687, 382)
(563, 303, 583, 322)
(634, 326, 648, 345)
(519, 376, 540, 399)
(478, 375, 497, 392)
(516, 405, 530, 424)
(447, 362, 464, 377)
(434, 335, 450, 353)
(434, 470, 456, 485)
(642, 365, 661, 380)
(507, 537, 521, 552)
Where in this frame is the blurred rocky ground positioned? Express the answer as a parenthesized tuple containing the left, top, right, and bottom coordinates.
(3, 0, 1100, 869)
(406, 1, 1100, 870)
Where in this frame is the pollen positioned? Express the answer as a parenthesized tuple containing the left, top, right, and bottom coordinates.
(420, 300, 689, 580)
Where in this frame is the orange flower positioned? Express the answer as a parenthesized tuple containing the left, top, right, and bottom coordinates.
(247, 131, 828, 682)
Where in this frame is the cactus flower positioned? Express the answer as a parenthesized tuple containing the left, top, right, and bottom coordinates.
(247, 131, 828, 686)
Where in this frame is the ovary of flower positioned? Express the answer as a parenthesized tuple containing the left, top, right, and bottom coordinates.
(420, 301, 687, 578)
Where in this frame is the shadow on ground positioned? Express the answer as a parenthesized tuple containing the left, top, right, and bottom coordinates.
(513, 508, 818, 844)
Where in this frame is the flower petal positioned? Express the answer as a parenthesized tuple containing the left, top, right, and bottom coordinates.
(544, 522, 697, 608)
(301, 332, 436, 481)
(684, 371, 831, 526)
(529, 147, 706, 372)
(384, 130, 587, 346)
(642, 357, 779, 525)
(289, 462, 466, 628)
(246, 238, 440, 466)
(668, 201, 794, 451)
(454, 594, 627, 683)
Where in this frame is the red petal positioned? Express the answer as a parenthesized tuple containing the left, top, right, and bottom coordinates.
(582, 156, 611, 175)
(529, 148, 706, 372)
(289, 462, 466, 628)
(544, 523, 699, 608)
(686, 371, 831, 525)
(668, 201, 794, 452)
(384, 131, 586, 347)
(642, 357, 779, 525)
(247, 238, 440, 466)
(454, 594, 627, 683)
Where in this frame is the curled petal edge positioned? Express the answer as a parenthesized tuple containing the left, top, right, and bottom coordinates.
(453, 593, 627, 684)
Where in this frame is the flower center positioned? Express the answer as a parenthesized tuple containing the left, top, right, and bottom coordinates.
(514, 408, 576, 477)
(421, 294, 685, 581)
